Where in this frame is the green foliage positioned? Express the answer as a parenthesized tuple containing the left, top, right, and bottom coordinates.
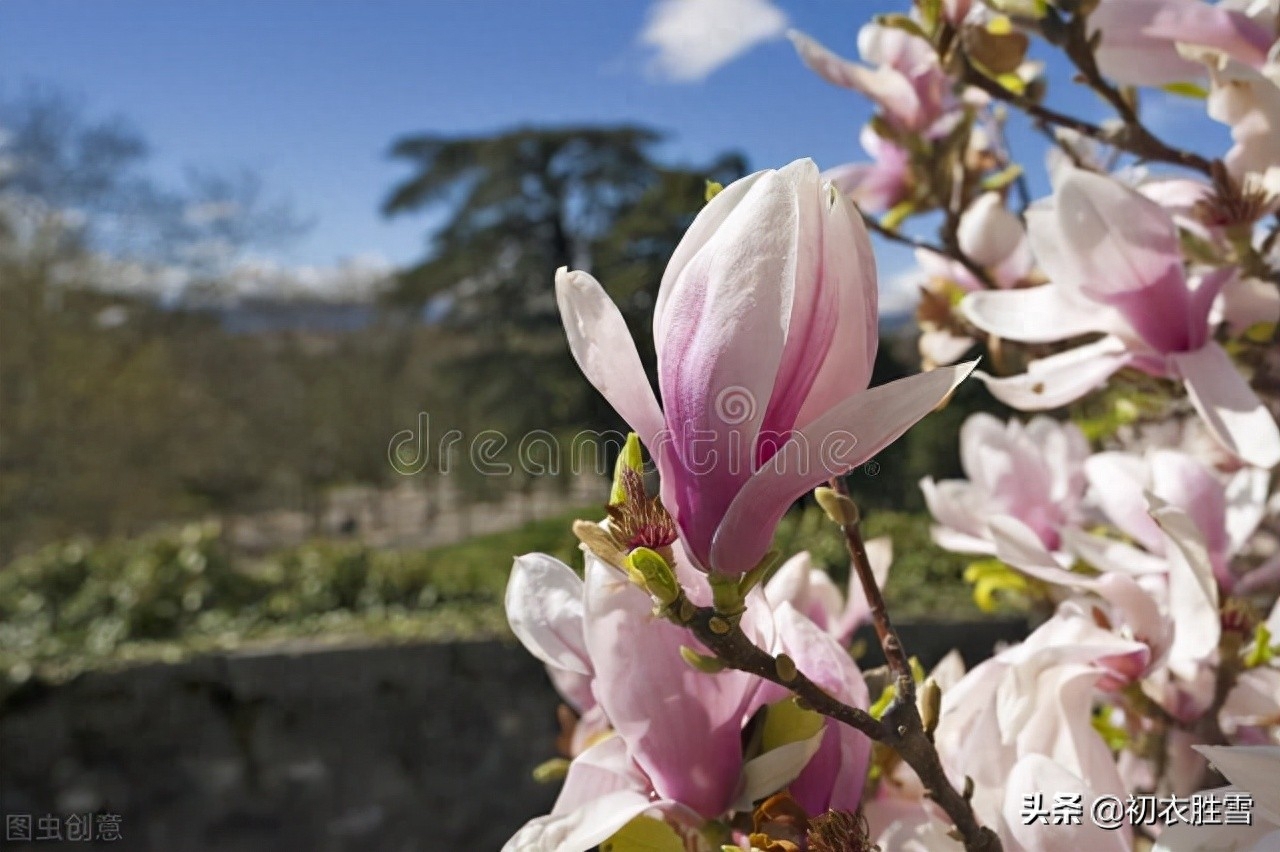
(382, 125, 747, 465)
(0, 507, 591, 685)
(0, 505, 987, 687)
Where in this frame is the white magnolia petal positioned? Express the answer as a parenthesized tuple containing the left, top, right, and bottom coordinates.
(1003, 755, 1130, 852)
(1225, 465, 1271, 554)
(961, 285, 1114, 343)
(1193, 746, 1280, 823)
(974, 337, 1133, 411)
(990, 515, 1099, 590)
(1150, 495, 1221, 677)
(1172, 342, 1280, 469)
(506, 554, 591, 676)
(555, 269, 665, 448)
(501, 792, 655, 852)
(1060, 528, 1167, 575)
(732, 726, 827, 811)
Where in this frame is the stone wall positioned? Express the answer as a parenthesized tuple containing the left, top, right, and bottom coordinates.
(0, 621, 1026, 850)
(1, 642, 560, 851)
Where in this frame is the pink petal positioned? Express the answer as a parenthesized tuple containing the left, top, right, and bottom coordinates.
(582, 558, 757, 816)
(710, 362, 975, 574)
(974, 336, 1134, 410)
(766, 603, 872, 814)
(658, 162, 821, 563)
(556, 269, 665, 448)
(788, 31, 923, 130)
(1172, 342, 1280, 468)
(792, 185, 879, 429)
(1090, 0, 1272, 87)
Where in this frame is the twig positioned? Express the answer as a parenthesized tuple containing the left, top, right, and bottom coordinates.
(681, 601, 1002, 852)
(827, 476, 914, 693)
(670, 481, 1002, 851)
(861, 211, 995, 289)
(959, 55, 1213, 176)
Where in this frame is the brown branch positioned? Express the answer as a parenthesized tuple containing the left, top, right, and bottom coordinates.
(670, 482, 1002, 851)
(959, 54, 1213, 176)
(827, 476, 914, 693)
(861, 211, 995, 289)
(681, 601, 1001, 852)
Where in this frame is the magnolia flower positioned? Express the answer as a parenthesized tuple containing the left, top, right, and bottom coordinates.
(1082, 449, 1270, 590)
(988, 497, 1222, 682)
(1153, 745, 1280, 851)
(961, 169, 1280, 469)
(932, 610, 1140, 850)
(556, 159, 972, 576)
(921, 413, 1090, 557)
(917, 193, 1035, 367)
(1088, 0, 1274, 87)
(824, 126, 911, 214)
(788, 27, 955, 137)
(1183, 43, 1280, 178)
(504, 550, 873, 850)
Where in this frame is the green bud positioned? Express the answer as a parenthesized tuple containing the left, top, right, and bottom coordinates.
(709, 572, 745, 617)
(627, 547, 681, 606)
(609, 433, 645, 506)
(737, 548, 781, 597)
(705, 180, 724, 202)
(775, 653, 798, 683)
(680, 645, 727, 674)
(919, 678, 942, 735)
(532, 757, 570, 783)
(814, 487, 860, 526)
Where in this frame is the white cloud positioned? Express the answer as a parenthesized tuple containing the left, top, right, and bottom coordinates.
(879, 264, 923, 317)
(640, 0, 788, 82)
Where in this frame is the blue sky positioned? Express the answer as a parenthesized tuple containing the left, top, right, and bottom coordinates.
(0, 0, 1226, 301)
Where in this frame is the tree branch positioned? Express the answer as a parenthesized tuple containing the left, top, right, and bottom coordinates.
(959, 55, 1213, 177)
(861, 211, 995, 289)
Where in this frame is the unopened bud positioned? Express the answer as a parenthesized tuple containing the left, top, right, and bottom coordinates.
(705, 180, 724, 202)
(708, 616, 732, 635)
(532, 757, 570, 783)
(680, 645, 727, 674)
(628, 547, 681, 606)
(814, 487, 860, 526)
(609, 433, 645, 506)
(775, 653, 799, 683)
(738, 549, 781, 597)
(920, 678, 942, 735)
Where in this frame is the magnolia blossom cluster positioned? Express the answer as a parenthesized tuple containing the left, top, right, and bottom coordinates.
(501, 0, 1280, 849)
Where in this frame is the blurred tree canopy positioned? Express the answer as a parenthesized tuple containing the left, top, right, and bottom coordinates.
(382, 125, 747, 442)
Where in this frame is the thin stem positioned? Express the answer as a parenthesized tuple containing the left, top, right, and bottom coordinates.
(827, 475, 914, 697)
(681, 600, 1002, 852)
(861, 211, 994, 289)
(959, 56, 1213, 176)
